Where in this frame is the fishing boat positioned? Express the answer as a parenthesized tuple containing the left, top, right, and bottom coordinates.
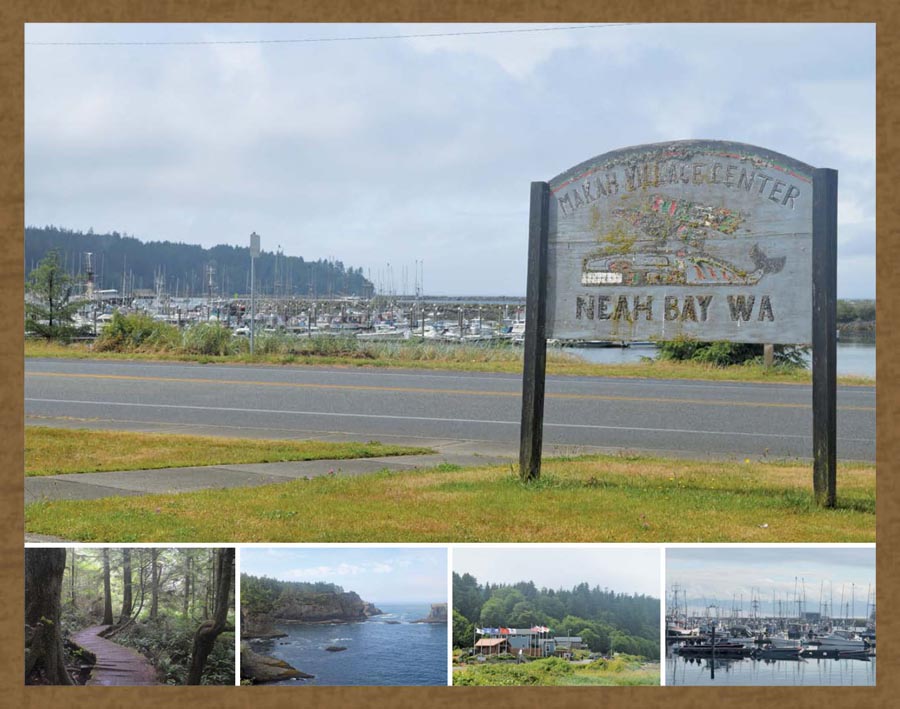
(754, 639, 803, 659)
(673, 636, 752, 657)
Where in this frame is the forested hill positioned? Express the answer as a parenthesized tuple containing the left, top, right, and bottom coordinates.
(241, 574, 383, 634)
(25, 226, 374, 298)
(453, 573, 660, 659)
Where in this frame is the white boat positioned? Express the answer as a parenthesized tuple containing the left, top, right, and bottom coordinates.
(505, 321, 526, 344)
(808, 631, 867, 652)
(356, 325, 410, 341)
(766, 636, 802, 650)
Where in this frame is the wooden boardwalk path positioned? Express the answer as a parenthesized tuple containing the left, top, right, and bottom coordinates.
(71, 625, 159, 686)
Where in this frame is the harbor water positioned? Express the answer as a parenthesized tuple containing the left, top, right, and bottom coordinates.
(252, 603, 448, 686)
(667, 653, 875, 687)
(567, 340, 876, 378)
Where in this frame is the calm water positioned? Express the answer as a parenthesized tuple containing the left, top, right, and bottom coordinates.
(567, 341, 876, 378)
(253, 603, 447, 686)
(667, 653, 876, 686)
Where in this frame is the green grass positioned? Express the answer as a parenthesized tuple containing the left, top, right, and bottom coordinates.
(452, 656, 659, 686)
(25, 426, 431, 477)
(25, 453, 875, 542)
(25, 339, 874, 386)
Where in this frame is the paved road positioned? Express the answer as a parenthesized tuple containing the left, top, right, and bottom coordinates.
(24, 359, 876, 462)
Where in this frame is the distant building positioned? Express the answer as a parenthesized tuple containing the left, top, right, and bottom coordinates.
(474, 637, 509, 655)
(474, 627, 556, 657)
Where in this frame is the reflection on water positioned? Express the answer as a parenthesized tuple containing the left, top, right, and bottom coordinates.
(567, 341, 875, 378)
(667, 653, 876, 686)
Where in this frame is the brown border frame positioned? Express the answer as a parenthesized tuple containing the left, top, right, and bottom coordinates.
(3, 3, 895, 707)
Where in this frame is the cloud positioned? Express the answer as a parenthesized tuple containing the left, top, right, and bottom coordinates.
(795, 79, 876, 163)
(667, 548, 875, 610)
(403, 23, 582, 80)
(286, 561, 395, 579)
(24, 23, 875, 297)
(454, 547, 660, 597)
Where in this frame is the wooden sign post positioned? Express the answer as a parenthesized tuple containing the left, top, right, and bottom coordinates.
(519, 140, 837, 506)
(519, 182, 550, 481)
(812, 169, 838, 507)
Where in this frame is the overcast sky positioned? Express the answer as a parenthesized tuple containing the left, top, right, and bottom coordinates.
(240, 547, 447, 604)
(667, 547, 875, 617)
(25, 23, 875, 297)
(453, 546, 660, 597)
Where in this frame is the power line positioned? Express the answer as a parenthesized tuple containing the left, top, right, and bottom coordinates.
(26, 23, 642, 47)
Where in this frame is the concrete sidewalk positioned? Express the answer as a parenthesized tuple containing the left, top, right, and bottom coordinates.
(25, 441, 521, 542)
(23, 437, 640, 542)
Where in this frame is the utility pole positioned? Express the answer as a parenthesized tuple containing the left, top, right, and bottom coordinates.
(250, 232, 260, 355)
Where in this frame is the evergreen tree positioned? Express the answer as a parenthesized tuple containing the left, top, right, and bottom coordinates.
(25, 250, 83, 340)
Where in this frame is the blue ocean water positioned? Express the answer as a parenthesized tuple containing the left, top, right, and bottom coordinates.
(667, 653, 876, 686)
(252, 603, 448, 686)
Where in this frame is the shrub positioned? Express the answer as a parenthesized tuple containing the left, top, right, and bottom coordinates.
(837, 299, 875, 323)
(94, 312, 181, 352)
(529, 656, 574, 674)
(454, 656, 577, 686)
(114, 619, 234, 685)
(658, 336, 808, 368)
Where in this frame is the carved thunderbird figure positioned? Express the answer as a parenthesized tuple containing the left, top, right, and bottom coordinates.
(581, 195, 785, 287)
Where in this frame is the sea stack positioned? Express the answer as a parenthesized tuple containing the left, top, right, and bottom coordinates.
(412, 603, 448, 624)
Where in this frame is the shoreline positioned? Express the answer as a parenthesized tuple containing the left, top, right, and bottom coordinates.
(23, 342, 875, 386)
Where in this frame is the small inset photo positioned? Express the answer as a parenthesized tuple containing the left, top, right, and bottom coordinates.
(452, 546, 661, 686)
(25, 546, 235, 686)
(666, 547, 875, 686)
(240, 547, 448, 686)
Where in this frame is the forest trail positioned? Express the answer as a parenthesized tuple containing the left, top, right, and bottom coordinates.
(71, 625, 160, 685)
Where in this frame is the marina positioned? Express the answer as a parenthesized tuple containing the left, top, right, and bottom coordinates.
(666, 548, 876, 687)
(60, 287, 876, 377)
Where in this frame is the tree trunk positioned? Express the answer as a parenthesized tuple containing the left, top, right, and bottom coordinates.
(186, 548, 234, 685)
(202, 552, 213, 619)
(183, 553, 191, 618)
(69, 548, 76, 608)
(102, 548, 113, 626)
(25, 548, 73, 685)
(104, 551, 148, 639)
(119, 549, 133, 624)
(150, 548, 159, 621)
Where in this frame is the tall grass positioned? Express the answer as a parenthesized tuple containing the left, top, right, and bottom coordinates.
(26, 325, 873, 385)
(181, 322, 237, 356)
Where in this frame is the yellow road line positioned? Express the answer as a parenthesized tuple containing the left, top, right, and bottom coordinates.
(26, 371, 874, 411)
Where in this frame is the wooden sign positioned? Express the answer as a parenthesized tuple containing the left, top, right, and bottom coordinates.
(546, 140, 815, 344)
(520, 140, 838, 507)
